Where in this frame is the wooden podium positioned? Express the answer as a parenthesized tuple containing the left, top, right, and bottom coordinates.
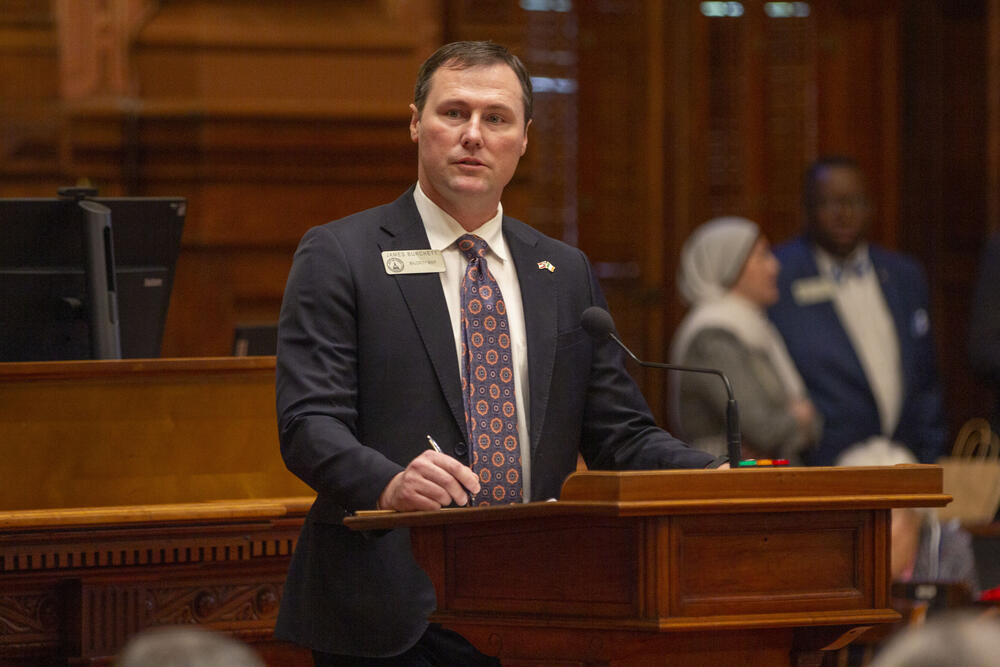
(346, 466, 949, 667)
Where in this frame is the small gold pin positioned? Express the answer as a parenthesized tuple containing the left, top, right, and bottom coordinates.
(537, 260, 555, 272)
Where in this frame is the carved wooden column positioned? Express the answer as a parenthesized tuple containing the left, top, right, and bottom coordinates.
(55, 0, 155, 100)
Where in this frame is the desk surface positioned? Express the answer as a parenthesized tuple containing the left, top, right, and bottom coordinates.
(0, 356, 313, 512)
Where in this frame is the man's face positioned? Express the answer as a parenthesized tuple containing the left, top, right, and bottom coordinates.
(409, 63, 529, 225)
(808, 165, 871, 258)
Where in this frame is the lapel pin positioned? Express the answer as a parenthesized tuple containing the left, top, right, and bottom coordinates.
(537, 260, 555, 272)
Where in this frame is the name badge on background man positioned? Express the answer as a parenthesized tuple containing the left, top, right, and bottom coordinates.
(792, 277, 836, 305)
(381, 249, 446, 275)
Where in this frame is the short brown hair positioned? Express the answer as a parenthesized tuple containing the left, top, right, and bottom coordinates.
(413, 41, 533, 124)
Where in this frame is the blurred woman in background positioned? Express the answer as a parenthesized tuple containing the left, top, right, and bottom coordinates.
(669, 217, 820, 463)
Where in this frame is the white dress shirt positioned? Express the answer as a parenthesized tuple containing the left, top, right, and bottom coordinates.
(815, 244, 903, 437)
(414, 183, 532, 501)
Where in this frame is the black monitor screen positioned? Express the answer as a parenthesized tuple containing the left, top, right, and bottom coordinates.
(0, 197, 186, 361)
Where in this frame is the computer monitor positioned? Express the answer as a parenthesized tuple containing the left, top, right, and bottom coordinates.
(0, 195, 186, 361)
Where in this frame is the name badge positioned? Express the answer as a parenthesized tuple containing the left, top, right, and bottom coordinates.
(381, 249, 446, 275)
(791, 277, 836, 305)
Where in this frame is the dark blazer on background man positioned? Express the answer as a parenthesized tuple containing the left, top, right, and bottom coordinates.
(273, 187, 715, 657)
(768, 236, 946, 466)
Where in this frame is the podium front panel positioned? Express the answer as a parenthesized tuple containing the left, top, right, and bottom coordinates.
(667, 510, 881, 618)
(417, 516, 643, 619)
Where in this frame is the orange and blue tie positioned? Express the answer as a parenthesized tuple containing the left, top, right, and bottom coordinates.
(457, 234, 523, 505)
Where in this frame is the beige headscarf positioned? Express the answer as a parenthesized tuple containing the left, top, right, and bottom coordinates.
(676, 217, 760, 306)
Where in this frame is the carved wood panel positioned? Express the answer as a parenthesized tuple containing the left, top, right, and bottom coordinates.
(0, 516, 305, 663)
(0, 588, 62, 656)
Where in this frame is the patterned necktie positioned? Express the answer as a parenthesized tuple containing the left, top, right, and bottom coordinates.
(457, 234, 523, 505)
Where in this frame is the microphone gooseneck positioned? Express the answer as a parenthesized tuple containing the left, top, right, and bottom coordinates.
(581, 306, 742, 465)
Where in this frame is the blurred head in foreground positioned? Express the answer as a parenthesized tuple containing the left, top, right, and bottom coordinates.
(115, 626, 265, 667)
(869, 612, 1000, 667)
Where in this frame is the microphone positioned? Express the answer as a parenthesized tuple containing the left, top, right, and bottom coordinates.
(581, 306, 742, 465)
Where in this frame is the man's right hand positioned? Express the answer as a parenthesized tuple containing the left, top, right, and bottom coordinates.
(377, 450, 481, 511)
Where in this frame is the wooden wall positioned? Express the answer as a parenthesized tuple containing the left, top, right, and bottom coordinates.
(54, 0, 443, 355)
(1, 0, 997, 440)
(0, 1, 62, 195)
(899, 0, 994, 444)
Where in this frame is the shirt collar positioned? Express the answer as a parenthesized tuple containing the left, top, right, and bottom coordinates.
(814, 242, 872, 282)
(413, 182, 509, 263)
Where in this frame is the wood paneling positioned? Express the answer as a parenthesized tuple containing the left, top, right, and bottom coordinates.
(575, 1, 667, 407)
(49, 0, 443, 357)
(992, 0, 1000, 232)
(0, 1, 62, 192)
(1, 0, 998, 441)
(674, 0, 901, 263)
(900, 0, 992, 438)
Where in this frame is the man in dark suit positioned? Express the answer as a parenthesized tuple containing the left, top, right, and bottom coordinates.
(274, 41, 725, 665)
(768, 156, 946, 466)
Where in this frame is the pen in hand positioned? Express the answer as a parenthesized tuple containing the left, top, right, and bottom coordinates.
(426, 434, 476, 507)
(425, 433, 444, 454)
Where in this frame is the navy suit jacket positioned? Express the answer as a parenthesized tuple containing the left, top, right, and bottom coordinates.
(768, 236, 946, 466)
(273, 188, 713, 656)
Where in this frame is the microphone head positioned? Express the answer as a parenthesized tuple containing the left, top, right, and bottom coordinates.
(581, 306, 616, 339)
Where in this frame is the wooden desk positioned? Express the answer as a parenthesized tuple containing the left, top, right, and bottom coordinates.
(348, 466, 949, 666)
(0, 358, 314, 665)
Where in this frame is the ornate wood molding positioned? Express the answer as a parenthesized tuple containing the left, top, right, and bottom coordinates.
(0, 509, 306, 662)
(0, 591, 60, 636)
(1, 518, 301, 573)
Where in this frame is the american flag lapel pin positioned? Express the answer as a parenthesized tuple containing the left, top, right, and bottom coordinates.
(537, 260, 555, 272)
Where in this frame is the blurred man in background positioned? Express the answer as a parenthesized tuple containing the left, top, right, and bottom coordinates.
(769, 156, 946, 466)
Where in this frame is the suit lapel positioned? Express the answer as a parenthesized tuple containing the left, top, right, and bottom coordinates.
(379, 194, 467, 437)
(793, 242, 876, 399)
(504, 221, 556, 454)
